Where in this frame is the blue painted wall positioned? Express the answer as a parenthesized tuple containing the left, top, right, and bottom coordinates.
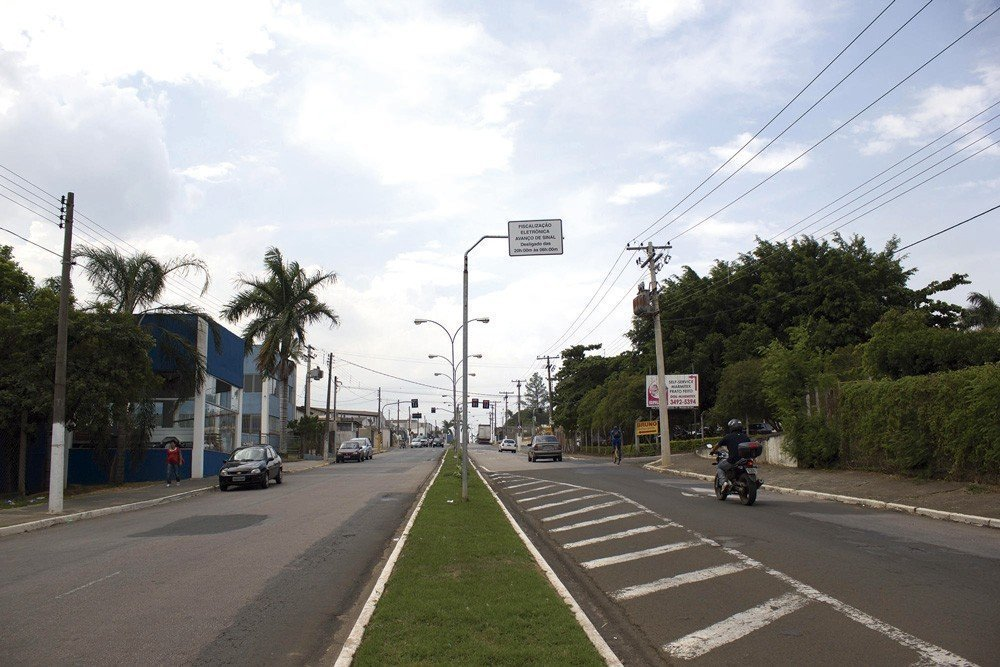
(144, 314, 244, 388)
(67, 448, 229, 485)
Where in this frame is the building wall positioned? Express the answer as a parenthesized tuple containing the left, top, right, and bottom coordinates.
(241, 345, 296, 451)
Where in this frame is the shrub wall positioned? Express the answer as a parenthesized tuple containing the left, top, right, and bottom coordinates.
(837, 363, 1000, 482)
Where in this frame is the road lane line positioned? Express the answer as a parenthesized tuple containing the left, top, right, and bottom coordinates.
(527, 493, 605, 511)
(581, 541, 702, 569)
(55, 571, 121, 599)
(512, 484, 560, 496)
(664, 592, 810, 660)
(518, 488, 578, 503)
(564, 525, 665, 549)
(612, 563, 750, 601)
(550, 511, 646, 533)
(542, 501, 623, 522)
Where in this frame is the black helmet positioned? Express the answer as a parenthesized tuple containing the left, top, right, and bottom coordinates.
(727, 419, 743, 434)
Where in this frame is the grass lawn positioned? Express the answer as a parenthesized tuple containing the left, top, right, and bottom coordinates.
(353, 456, 605, 666)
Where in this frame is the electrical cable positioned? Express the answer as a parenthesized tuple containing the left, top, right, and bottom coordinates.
(0, 225, 63, 258)
(664, 5, 999, 243)
(896, 204, 1000, 252)
(0, 176, 64, 217)
(0, 190, 63, 226)
(0, 163, 62, 202)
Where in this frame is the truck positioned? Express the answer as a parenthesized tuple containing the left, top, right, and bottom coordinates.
(476, 424, 492, 444)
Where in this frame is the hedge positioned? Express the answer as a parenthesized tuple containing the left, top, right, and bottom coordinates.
(837, 363, 1000, 482)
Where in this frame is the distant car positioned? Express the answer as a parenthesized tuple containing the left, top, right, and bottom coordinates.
(219, 445, 282, 490)
(527, 435, 562, 463)
(413, 436, 428, 448)
(336, 441, 364, 463)
(498, 438, 517, 453)
(350, 437, 373, 460)
(749, 423, 776, 436)
(431, 436, 444, 447)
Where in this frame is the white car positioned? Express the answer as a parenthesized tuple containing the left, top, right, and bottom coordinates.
(498, 438, 517, 453)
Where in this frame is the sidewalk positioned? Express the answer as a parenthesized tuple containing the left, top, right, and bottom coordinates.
(638, 451, 1000, 526)
(0, 459, 330, 536)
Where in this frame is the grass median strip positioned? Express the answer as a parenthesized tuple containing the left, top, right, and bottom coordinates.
(353, 457, 605, 666)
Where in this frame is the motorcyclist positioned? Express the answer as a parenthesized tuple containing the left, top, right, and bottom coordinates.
(712, 419, 750, 492)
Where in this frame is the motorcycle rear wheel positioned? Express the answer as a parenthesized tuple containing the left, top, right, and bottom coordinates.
(737, 474, 757, 506)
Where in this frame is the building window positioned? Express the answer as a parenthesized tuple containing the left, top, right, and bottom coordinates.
(243, 373, 262, 393)
(242, 414, 261, 434)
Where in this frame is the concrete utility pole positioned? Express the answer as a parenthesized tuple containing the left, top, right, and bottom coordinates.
(304, 344, 315, 417)
(511, 380, 523, 438)
(498, 391, 513, 436)
(48, 192, 73, 514)
(536, 355, 560, 426)
(324, 353, 333, 460)
(377, 387, 382, 448)
(627, 241, 673, 467)
(332, 375, 340, 450)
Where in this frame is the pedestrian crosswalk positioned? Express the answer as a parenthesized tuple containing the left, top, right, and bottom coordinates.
(486, 471, 976, 666)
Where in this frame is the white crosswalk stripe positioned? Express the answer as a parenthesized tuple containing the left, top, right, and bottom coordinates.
(664, 592, 810, 660)
(580, 541, 703, 569)
(549, 511, 646, 533)
(542, 500, 623, 522)
(526, 493, 606, 511)
(512, 483, 559, 495)
(564, 525, 665, 549)
(505, 481, 548, 490)
(612, 562, 750, 601)
(518, 488, 578, 503)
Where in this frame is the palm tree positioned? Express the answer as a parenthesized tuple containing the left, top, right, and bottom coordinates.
(223, 247, 339, 453)
(965, 292, 999, 330)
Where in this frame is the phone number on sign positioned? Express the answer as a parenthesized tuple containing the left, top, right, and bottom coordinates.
(668, 397, 699, 406)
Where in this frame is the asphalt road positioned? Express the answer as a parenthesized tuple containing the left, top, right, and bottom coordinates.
(0, 447, 442, 666)
(474, 444, 1000, 666)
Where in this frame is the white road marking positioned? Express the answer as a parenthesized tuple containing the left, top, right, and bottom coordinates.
(505, 480, 550, 490)
(550, 511, 646, 533)
(55, 571, 121, 599)
(527, 493, 605, 511)
(581, 541, 702, 569)
(612, 562, 750, 601)
(564, 525, 665, 549)
(664, 592, 810, 660)
(479, 466, 492, 473)
(542, 501, 623, 522)
(686, 487, 714, 495)
(512, 484, 560, 496)
(518, 488, 578, 503)
(680, 492, 701, 498)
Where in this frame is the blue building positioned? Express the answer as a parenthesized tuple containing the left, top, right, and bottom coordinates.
(240, 344, 297, 451)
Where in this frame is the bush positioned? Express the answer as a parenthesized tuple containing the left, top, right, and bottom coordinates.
(837, 363, 1000, 482)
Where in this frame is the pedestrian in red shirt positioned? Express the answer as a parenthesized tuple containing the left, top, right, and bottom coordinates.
(165, 438, 184, 487)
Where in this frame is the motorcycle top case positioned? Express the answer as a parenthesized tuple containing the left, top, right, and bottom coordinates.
(738, 442, 763, 459)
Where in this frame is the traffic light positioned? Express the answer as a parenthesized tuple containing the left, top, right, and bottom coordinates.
(471, 398, 479, 407)
(431, 407, 436, 413)
(483, 399, 490, 409)
(411, 398, 419, 408)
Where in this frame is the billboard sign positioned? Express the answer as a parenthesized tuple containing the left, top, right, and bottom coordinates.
(508, 219, 564, 256)
(636, 420, 659, 436)
(646, 374, 699, 408)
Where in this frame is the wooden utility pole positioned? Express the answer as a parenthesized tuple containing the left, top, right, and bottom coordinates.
(536, 354, 560, 426)
(48, 192, 74, 514)
(498, 391, 514, 436)
(627, 241, 673, 467)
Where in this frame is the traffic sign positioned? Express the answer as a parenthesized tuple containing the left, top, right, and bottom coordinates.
(645, 374, 699, 408)
(508, 219, 563, 256)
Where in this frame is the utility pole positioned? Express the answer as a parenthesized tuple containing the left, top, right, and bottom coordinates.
(499, 391, 513, 437)
(324, 353, 333, 460)
(377, 387, 382, 448)
(627, 240, 673, 467)
(511, 379, 523, 439)
(304, 344, 315, 417)
(48, 192, 74, 514)
(536, 355, 560, 426)
(332, 375, 340, 451)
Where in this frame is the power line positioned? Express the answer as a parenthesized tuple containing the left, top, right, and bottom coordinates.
(0, 175, 64, 216)
(0, 190, 63, 226)
(0, 225, 62, 258)
(898, 205, 999, 252)
(0, 163, 62, 203)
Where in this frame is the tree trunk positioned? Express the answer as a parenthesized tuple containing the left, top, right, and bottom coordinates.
(18, 412, 28, 497)
(279, 375, 288, 454)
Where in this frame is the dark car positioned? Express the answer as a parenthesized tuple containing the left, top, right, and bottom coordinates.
(336, 441, 364, 463)
(749, 422, 777, 436)
(219, 445, 282, 491)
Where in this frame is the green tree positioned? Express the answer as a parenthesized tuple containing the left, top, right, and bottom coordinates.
(288, 414, 324, 454)
(552, 344, 624, 434)
(223, 248, 339, 453)
(964, 291, 999, 330)
(524, 372, 548, 430)
(712, 358, 769, 429)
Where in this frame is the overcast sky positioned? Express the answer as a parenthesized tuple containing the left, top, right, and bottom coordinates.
(1, 0, 998, 428)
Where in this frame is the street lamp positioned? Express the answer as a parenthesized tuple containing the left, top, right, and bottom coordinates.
(414, 317, 489, 498)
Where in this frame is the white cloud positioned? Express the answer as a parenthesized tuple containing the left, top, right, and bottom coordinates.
(177, 162, 238, 183)
(632, 0, 705, 33)
(0, 0, 282, 94)
(709, 133, 811, 174)
(609, 181, 666, 205)
(481, 68, 562, 124)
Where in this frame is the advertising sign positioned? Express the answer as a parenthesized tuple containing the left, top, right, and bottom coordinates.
(508, 219, 564, 256)
(636, 420, 659, 436)
(646, 374, 699, 408)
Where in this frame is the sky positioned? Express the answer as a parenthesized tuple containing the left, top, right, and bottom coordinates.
(1, 0, 998, 429)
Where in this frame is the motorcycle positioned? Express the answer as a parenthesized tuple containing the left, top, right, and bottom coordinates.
(708, 442, 764, 506)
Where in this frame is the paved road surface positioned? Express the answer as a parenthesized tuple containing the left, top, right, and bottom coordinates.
(475, 444, 999, 666)
(0, 448, 442, 666)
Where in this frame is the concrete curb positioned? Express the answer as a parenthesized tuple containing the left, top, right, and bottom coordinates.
(644, 463, 1000, 530)
(0, 460, 331, 539)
